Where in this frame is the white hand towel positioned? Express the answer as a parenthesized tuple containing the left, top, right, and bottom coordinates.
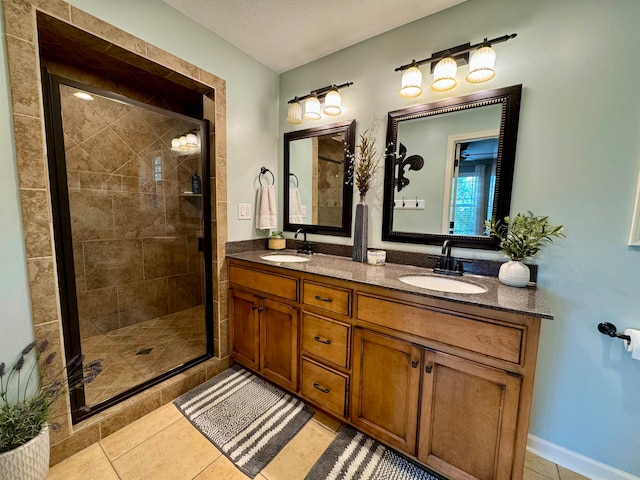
(256, 184, 277, 230)
(624, 329, 640, 360)
(289, 187, 304, 224)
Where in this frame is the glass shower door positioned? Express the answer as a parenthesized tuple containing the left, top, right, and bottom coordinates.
(44, 74, 213, 419)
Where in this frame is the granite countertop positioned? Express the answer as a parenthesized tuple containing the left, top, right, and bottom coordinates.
(226, 250, 554, 320)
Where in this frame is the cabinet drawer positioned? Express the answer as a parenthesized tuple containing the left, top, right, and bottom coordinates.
(229, 265, 298, 301)
(357, 293, 524, 365)
(301, 358, 348, 418)
(302, 312, 350, 368)
(303, 281, 351, 316)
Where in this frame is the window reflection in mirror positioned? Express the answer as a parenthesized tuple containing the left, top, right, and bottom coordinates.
(284, 120, 355, 236)
(382, 85, 522, 249)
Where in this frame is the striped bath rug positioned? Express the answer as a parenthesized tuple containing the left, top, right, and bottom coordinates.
(305, 425, 444, 480)
(174, 364, 313, 478)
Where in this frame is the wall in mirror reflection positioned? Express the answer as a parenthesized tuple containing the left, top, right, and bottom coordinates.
(393, 104, 501, 235)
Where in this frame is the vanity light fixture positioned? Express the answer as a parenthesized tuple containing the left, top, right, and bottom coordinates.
(303, 94, 321, 120)
(286, 99, 303, 124)
(171, 130, 200, 153)
(286, 81, 353, 124)
(395, 33, 516, 97)
(399, 64, 423, 98)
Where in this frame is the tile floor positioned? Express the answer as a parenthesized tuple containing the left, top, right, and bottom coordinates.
(82, 306, 206, 405)
(47, 399, 591, 480)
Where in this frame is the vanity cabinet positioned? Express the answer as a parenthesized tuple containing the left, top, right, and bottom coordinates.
(229, 265, 299, 391)
(227, 255, 545, 480)
(419, 351, 521, 480)
(350, 328, 421, 454)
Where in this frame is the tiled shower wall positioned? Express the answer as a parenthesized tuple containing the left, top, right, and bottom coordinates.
(55, 82, 204, 336)
(317, 136, 345, 226)
(1, 0, 229, 465)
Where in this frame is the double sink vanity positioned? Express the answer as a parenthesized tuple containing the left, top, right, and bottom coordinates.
(227, 249, 552, 480)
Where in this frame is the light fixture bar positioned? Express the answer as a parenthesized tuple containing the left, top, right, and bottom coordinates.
(394, 33, 517, 72)
(287, 81, 353, 104)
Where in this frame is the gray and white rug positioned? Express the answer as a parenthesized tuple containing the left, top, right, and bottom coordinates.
(174, 364, 313, 478)
(305, 425, 444, 480)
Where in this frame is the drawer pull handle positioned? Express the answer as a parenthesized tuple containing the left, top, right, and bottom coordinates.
(411, 359, 419, 368)
(314, 336, 332, 345)
(425, 362, 433, 374)
(314, 295, 333, 303)
(313, 382, 330, 394)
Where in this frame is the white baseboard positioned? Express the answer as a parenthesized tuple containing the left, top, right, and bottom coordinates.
(527, 434, 639, 480)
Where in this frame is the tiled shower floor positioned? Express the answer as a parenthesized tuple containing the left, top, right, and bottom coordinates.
(82, 306, 207, 405)
(47, 399, 591, 480)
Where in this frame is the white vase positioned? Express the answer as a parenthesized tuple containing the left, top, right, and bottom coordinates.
(498, 260, 530, 287)
(0, 425, 49, 480)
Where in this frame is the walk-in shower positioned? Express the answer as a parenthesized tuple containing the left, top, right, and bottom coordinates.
(42, 73, 213, 421)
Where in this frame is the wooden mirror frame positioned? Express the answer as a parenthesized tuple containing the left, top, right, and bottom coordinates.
(284, 119, 356, 236)
(382, 84, 522, 249)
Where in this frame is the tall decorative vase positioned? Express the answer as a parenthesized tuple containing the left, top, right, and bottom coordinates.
(352, 193, 368, 262)
(0, 425, 49, 480)
(498, 260, 530, 287)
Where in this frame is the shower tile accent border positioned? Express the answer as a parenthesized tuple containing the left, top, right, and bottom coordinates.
(1, 0, 229, 466)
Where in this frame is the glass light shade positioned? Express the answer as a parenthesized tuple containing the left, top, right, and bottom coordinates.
(466, 45, 497, 83)
(322, 89, 342, 116)
(303, 95, 321, 120)
(286, 102, 303, 124)
(431, 57, 458, 92)
(185, 133, 199, 148)
(399, 65, 423, 98)
(171, 138, 181, 151)
(179, 135, 188, 149)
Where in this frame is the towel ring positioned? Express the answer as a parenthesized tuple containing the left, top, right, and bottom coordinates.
(289, 173, 299, 187)
(259, 166, 274, 186)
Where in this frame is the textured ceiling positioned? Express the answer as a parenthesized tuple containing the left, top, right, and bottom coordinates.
(162, 0, 465, 73)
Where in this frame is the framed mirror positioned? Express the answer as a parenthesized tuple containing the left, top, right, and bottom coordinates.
(284, 120, 356, 236)
(382, 84, 522, 249)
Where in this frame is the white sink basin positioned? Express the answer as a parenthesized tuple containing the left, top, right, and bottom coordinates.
(261, 254, 310, 263)
(399, 275, 487, 294)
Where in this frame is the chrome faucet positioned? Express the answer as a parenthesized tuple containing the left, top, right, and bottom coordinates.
(295, 228, 313, 254)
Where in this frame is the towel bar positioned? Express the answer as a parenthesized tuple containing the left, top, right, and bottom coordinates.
(259, 166, 275, 186)
(597, 322, 631, 342)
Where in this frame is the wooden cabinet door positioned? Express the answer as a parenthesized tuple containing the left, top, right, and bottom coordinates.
(229, 289, 260, 371)
(260, 297, 299, 392)
(350, 328, 421, 455)
(419, 351, 521, 480)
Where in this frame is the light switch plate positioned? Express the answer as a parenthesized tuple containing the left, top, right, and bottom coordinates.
(238, 203, 252, 220)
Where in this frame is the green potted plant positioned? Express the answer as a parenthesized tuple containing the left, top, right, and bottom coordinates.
(0, 341, 102, 480)
(485, 211, 565, 287)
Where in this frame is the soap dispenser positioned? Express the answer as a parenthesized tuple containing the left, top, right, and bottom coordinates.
(192, 171, 202, 194)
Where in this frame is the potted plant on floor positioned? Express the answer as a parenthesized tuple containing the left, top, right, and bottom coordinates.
(0, 341, 102, 480)
(486, 211, 565, 287)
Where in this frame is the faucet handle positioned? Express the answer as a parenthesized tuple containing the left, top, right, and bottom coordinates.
(454, 258, 473, 273)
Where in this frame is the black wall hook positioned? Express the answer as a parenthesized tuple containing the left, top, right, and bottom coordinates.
(597, 322, 631, 342)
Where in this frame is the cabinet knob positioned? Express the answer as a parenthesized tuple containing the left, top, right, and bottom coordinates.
(257, 307, 264, 313)
(314, 295, 333, 303)
(313, 336, 332, 345)
(251, 304, 258, 310)
(411, 359, 419, 368)
(313, 382, 330, 394)
(425, 362, 433, 374)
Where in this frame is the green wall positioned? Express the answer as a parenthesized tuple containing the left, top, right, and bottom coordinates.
(280, 0, 640, 474)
